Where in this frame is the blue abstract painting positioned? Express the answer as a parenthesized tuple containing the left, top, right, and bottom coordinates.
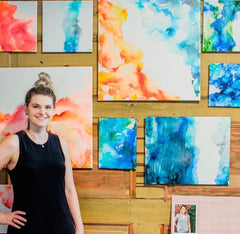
(209, 63, 240, 107)
(99, 118, 137, 170)
(145, 117, 230, 185)
(42, 1, 93, 52)
(203, 0, 240, 52)
(98, 0, 200, 101)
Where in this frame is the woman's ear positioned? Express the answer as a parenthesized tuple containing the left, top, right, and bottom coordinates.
(24, 104, 28, 116)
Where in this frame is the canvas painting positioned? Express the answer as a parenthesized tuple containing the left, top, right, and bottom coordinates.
(145, 117, 230, 185)
(98, 0, 200, 101)
(99, 118, 137, 169)
(0, 67, 92, 168)
(42, 1, 93, 53)
(0, 185, 13, 233)
(209, 63, 240, 107)
(0, 1, 37, 52)
(203, 0, 240, 52)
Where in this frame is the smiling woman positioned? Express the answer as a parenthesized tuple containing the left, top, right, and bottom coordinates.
(0, 73, 84, 234)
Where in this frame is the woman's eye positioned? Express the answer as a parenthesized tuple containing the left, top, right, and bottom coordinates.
(46, 106, 52, 109)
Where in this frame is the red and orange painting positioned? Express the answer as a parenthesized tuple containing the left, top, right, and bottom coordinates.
(0, 1, 37, 52)
(0, 67, 92, 168)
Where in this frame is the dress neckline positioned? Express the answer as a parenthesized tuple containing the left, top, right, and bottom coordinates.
(23, 130, 49, 148)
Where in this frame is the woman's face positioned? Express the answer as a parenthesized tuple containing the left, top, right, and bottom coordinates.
(25, 94, 54, 128)
(180, 206, 187, 215)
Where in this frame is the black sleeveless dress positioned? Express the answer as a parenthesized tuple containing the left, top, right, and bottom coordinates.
(7, 131, 75, 234)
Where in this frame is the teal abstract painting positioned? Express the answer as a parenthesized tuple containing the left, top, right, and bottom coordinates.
(209, 63, 240, 107)
(99, 118, 137, 169)
(203, 0, 240, 52)
(145, 117, 230, 185)
(42, 1, 93, 52)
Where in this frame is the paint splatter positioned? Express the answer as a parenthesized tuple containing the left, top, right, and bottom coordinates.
(99, 118, 137, 169)
(145, 117, 230, 185)
(203, 0, 240, 52)
(98, 0, 200, 101)
(209, 63, 240, 107)
(62, 1, 82, 52)
(0, 1, 37, 52)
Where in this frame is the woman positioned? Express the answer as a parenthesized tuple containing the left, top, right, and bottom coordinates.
(174, 205, 191, 233)
(0, 73, 84, 234)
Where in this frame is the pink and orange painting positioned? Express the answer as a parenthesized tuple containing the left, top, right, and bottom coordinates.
(0, 185, 13, 233)
(0, 67, 92, 168)
(98, 0, 200, 101)
(0, 1, 37, 52)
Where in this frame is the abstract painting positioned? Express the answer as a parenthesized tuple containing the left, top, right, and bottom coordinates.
(0, 67, 92, 168)
(98, 0, 200, 101)
(0, 1, 37, 52)
(42, 1, 93, 53)
(99, 118, 137, 169)
(145, 117, 230, 185)
(209, 63, 240, 107)
(203, 0, 240, 52)
(0, 185, 13, 233)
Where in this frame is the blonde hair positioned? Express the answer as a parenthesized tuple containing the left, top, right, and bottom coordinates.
(25, 72, 56, 107)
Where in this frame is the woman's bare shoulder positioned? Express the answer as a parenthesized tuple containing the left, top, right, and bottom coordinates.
(0, 133, 19, 149)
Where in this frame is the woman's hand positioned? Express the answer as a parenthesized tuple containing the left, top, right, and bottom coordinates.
(0, 211, 27, 229)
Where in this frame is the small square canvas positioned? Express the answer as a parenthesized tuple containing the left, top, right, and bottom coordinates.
(209, 63, 240, 107)
(99, 118, 137, 169)
(0, 185, 13, 233)
(98, 0, 200, 101)
(0, 1, 37, 52)
(42, 1, 93, 53)
(203, 0, 240, 52)
(0, 67, 92, 168)
(145, 117, 230, 185)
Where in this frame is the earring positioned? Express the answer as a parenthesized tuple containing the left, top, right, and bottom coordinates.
(25, 113, 28, 115)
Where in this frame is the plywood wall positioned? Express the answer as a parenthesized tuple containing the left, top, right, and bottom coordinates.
(1, 1, 240, 233)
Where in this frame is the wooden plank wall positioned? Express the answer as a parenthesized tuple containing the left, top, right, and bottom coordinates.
(1, 0, 240, 233)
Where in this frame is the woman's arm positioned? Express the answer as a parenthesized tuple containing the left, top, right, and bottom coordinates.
(60, 137, 84, 234)
(0, 134, 27, 228)
(187, 215, 191, 233)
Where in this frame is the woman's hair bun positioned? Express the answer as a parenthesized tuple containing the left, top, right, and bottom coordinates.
(34, 72, 53, 89)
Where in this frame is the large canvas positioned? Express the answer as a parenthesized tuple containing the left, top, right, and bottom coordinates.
(0, 67, 92, 168)
(42, 1, 93, 53)
(209, 63, 240, 107)
(99, 118, 137, 169)
(145, 117, 230, 185)
(203, 0, 240, 52)
(98, 0, 200, 101)
(0, 1, 37, 52)
(0, 185, 13, 233)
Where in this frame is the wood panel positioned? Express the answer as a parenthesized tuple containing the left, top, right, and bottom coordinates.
(84, 223, 133, 234)
(74, 118, 135, 198)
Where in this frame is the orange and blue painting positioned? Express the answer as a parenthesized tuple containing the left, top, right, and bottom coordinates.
(0, 185, 13, 232)
(0, 67, 92, 168)
(0, 1, 37, 52)
(145, 117, 230, 185)
(209, 63, 240, 107)
(98, 0, 200, 101)
(203, 0, 240, 52)
(42, 1, 93, 53)
(99, 118, 137, 169)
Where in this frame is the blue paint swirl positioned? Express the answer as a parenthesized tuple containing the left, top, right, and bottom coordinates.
(61, 1, 82, 52)
(134, 0, 200, 97)
(99, 118, 137, 169)
(203, 1, 240, 52)
(209, 63, 240, 107)
(145, 117, 199, 185)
